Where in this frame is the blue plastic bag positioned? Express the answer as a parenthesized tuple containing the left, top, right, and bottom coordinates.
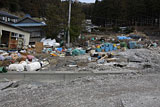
(57, 48, 63, 52)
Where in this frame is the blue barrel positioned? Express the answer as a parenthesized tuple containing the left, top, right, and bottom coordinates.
(113, 47, 117, 50)
(96, 48, 102, 52)
(109, 44, 113, 51)
(101, 46, 105, 50)
(129, 41, 137, 49)
(105, 47, 109, 52)
(104, 43, 109, 47)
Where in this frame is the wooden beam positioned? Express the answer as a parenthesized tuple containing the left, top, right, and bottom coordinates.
(8, 32, 11, 50)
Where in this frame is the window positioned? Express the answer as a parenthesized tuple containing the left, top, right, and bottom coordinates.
(14, 19, 17, 22)
(8, 18, 10, 22)
(0, 16, 3, 20)
(2, 17, 5, 21)
(11, 33, 19, 38)
(31, 32, 41, 37)
(11, 19, 14, 22)
(4, 17, 7, 22)
(19, 34, 24, 38)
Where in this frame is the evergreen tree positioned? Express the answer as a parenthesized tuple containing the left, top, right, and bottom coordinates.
(70, 2, 85, 41)
(45, 1, 84, 40)
(45, 0, 66, 38)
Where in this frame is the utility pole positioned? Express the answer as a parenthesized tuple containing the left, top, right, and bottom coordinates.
(159, 16, 160, 29)
(68, 0, 72, 47)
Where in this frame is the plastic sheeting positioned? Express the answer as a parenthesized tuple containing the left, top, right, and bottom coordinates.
(72, 49, 86, 56)
(41, 38, 60, 47)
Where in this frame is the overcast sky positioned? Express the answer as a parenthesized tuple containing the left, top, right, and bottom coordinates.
(79, 0, 95, 3)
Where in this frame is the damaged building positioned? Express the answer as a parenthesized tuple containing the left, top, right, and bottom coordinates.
(12, 15, 46, 44)
(0, 21, 30, 50)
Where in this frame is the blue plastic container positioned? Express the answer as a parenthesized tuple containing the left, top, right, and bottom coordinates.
(104, 43, 109, 47)
(113, 47, 117, 50)
(129, 41, 137, 49)
(96, 48, 102, 52)
(105, 47, 109, 52)
(109, 44, 113, 51)
(101, 46, 105, 50)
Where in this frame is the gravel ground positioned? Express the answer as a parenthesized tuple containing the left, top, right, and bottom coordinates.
(0, 73, 160, 107)
(40, 47, 160, 73)
(77, 47, 160, 73)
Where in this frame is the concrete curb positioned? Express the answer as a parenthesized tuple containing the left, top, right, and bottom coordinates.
(0, 70, 138, 82)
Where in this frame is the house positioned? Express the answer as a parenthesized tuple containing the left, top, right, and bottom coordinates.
(0, 21, 30, 49)
(85, 19, 99, 33)
(0, 11, 19, 23)
(12, 16, 46, 44)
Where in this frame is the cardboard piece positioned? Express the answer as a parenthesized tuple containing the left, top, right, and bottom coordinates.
(35, 42, 43, 53)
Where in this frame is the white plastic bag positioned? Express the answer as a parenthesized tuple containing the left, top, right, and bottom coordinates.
(26, 62, 41, 71)
(20, 61, 28, 67)
(9, 64, 24, 71)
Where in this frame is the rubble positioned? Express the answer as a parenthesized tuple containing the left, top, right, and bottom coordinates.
(0, 32, 159, 73)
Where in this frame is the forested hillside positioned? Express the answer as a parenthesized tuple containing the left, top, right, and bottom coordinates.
(1, 0, 160, 27)
(91, 0, 160, 26)
(0, 0, 52, 17)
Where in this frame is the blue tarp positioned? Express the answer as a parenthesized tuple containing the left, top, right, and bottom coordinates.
(72, 49, 86, 56)
(117, 36, 131, 40)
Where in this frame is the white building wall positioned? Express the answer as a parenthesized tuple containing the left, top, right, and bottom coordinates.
(0, 23, 30, 46)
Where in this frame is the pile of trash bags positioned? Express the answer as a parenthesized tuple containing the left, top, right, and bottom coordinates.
(0, 50, 49, 72)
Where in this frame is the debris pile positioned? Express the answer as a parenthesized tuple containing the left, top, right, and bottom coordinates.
(0, 32, 159, 72)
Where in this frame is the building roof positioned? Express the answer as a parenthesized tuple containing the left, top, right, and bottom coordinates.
(0, 21, 30, 33)
(16, 17, 41, 23)
(13, 17, 46, 27)
(0, 11, 19, 19)
(12, 22, 46, 27)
